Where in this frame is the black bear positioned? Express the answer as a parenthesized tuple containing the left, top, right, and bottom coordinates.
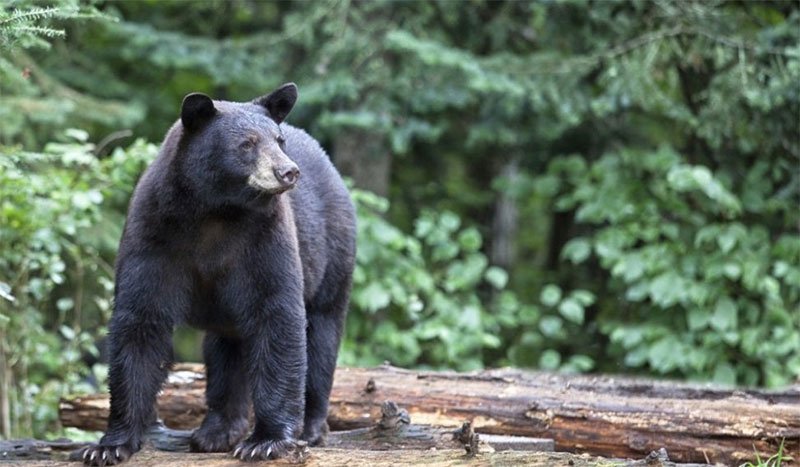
(81, 83, 356, 465)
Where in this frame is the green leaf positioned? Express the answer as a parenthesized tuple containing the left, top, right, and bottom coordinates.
(647, 337, 681, 372)
(566, 354, 595, 372)
(760, 276, 780, 298)
(558, 298, 584, 324)
(773, 261, 790, 278)
(712, 362, 737, 386)
(570, 290, 596, 307)
(481, 333, 501, 348)
(533, 174, 560, 197)
(624, 347, 648, 368)
(562, 238, 591, 264)
(711, 297, 737, 331)
(691, 166, 712, 186)
(625, 283, 648, 302)
(87, 189, 103, 205)
(539, 349, 561, 370)
(358, 282, 391, 312)
(717, 230, 737, 254)
(687, 308, 710, 331)
(540, 284, 562, 307)
(65, 128, 89, 142)
(440, 211, 461, 232)
(666, 165, 695, 191)
(723, 263, 741, 280)
(612, 254, 645, 282)
(413, 216, 434, 237)
(71, 192, 93, 210)
(648, 273, 686, 307)
(59, 325, 76, 340)
(538, 316, 563, 337)
(457, 228, 482, 251)
(56, 297, 74, 312)
(484, 266, 508, 289)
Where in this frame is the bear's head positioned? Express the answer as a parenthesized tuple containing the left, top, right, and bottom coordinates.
(177, 83, 300, 207)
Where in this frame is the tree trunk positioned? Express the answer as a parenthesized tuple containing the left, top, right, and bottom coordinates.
(60, 364, 800, 465)
(332, 130, 391, 197)
(490, 158, 520, 270)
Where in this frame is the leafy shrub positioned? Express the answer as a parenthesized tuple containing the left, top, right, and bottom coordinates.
(341, 189, 516, 371)
(0, 131, 157, 437)
(537, 148, 800, 387)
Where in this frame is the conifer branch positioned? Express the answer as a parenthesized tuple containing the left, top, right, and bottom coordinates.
(0, 7, 60, 26)
(7, 26, 65, 39)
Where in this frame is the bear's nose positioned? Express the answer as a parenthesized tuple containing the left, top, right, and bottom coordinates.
(275, 165, 300, 186)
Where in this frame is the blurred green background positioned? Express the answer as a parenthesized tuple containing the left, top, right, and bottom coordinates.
(0, 0, 798, 439)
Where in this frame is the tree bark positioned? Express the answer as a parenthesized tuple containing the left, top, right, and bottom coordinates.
(332, 130, 392, 197)
(490, 158, 520, 271)
(60, 364, 800, 465)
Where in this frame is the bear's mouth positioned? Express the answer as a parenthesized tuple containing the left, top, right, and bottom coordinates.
(247, 175, 295, 195)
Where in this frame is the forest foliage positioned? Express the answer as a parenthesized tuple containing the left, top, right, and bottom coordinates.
(0, 0, 798, 438)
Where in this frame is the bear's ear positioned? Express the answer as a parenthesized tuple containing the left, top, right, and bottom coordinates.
(254, 83, 298, 124)
(181, 93, 217, 132)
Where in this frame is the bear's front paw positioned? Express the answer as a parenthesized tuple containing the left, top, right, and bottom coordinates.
(232, 437, 309, 462)
(190, 416, 249, 452)
(79, 443, 133, 466)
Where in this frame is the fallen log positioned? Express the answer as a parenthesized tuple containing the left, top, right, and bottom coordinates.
(123, 402, 554, 455)
(60, 363, 800, 465)
(12, 401, 702, 466)
(3, 446, 710, 467)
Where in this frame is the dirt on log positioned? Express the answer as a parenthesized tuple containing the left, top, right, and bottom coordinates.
(60, 363, 800, 465)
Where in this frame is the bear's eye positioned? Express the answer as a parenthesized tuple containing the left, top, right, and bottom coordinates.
(240, 140, 256, 151)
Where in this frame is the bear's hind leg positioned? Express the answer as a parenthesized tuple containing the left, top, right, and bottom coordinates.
(301, 286, 349, 446)
(190, 333, 250, 453)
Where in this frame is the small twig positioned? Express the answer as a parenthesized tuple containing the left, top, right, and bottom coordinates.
(94, 130, 133, 157)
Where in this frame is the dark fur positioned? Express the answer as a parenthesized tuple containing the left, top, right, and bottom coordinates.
(81, 84, 355, 465)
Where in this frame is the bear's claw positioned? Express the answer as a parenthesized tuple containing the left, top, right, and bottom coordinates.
(231, 438, 308, 462)
(79, 444, 132, 466)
